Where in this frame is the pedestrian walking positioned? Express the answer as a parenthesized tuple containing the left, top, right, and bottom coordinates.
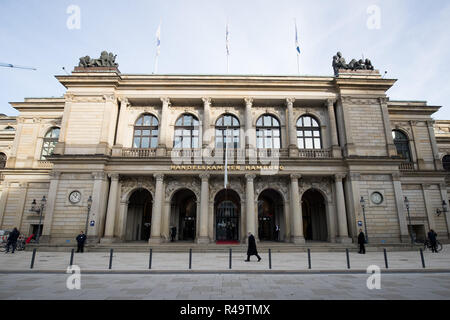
(76, 231, 87, 253)
(245, 232, 261, 262)
(170, 226, 177, 242)
(428, 229, 438, 253)
(5, 227, 20, 253)
(358, 229, 366, 254)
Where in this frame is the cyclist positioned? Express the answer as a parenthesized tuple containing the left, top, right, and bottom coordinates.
(428, 229, 438, 253)
(5, 227, 20, 254)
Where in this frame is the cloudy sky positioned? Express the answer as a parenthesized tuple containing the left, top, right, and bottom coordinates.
(1, 0, 449, 118)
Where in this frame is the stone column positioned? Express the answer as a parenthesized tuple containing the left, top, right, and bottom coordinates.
(244, 98, 256, 159)
(286, 98, 298, 157)
(198, 173, 210, 244)
(438, 183, 450, 237)
(326, 98, 341, 158)
(334, 174, 351, 243)
(41, 172, 61, 242)
(157, 97, 170, 156)
(379, 98, 398, 157)
(422, 184, 436, 231)
(149, 174, 164, 244)
(426, 120, 443, 170)
(101, 173, 119, 243)
(337, 97, 355, 157)
(88, 171, 107, 242)
(409, 121, 424, 169)
(202, 97, 212, 149)
(290, 174, 305, 244)
(392, 173, 410, 242)
(245, 174, 256, 238)
(283, 200, 291, 242)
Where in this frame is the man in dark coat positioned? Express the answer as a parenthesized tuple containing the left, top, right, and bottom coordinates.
(245, 232, 261, 262)
(5, 228, 20, 253)
(358, 229, 366, 254)
(76, 231, 87, 253)
(428, 229, 438, 253)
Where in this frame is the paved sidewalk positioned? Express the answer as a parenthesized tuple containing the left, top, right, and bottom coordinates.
(1, 245, 449, 272)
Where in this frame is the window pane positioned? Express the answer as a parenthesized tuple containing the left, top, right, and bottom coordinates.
(314, 139, 321, 149)
(274, 138, 280, 149)
(304, 117, 311, 127)
(257, 137, 263, 148)
(297, 118, 303, 127)
(184, 115, 191, 125)
(142, 130, 150, 136)
(264, 116, 271, 126)
(305, 138, 313, 149)
(216, 117, 223, 126)
(233, 118, 239, 126)
(305, 131, 312, 137)
(297, 130, 303, 137)
(152, 130, 158, 136)
(256, 118, 262, 126)
(273, 129, 280, 137)
(174, 137, 181, 148)
(224, 116, 232, 126)
(298, 139, 304, 149)
(135, 130, 141, 136)
(183, 138, 190, 148)
(176, 118, 183, 126)
(133, 137, 140, 148)
(192, 130, 199, 136)
(313, 131, 320, 137)
(152, 117, 158, 126)
(141, 137, 150, 148)
(183, 129, 190, 137)
(312, 118, 319, 127)
(175, 129, 182, 136)
(273, 118, 280, 127)
(216, 130, 222, 137)
(193, 118, 199, 126)
(265, 138, 272, 149)
(151, 138, 158, 148)
(143, 116, 151, 125)
(192, 137, 199, 148)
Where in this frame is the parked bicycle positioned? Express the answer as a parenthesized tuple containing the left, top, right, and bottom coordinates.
(419, 239, 443, 252)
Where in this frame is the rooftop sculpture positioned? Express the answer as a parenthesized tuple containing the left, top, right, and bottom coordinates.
(78, 51, 118, 68)
(332, 52, 374, 76)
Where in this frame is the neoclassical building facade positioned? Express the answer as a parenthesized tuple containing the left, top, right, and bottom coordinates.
(0, 63, 449, 246)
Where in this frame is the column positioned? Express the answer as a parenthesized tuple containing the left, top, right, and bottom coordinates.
(202, 97, 212, 148)
(88, 172, 107, 242)
(334, 174, 351, 243)
(283, 200, 291, 242)
(244, 98, 256, 160)
(157, 97, 170, 156)
(326, 98, 341, 158)
(379, 97, 398, 157)
(245, 174, 256, 239)
(98, 94, 118, 154)
(409, 121, 424, 169)
(0, 183, 9, 227)
(198, 173, 210, 244)
(14, 182, 28, 232)
(286, 98, 298, 157)
(337, 97, 355, 156)
(290, 174, 305, 244)
(438, 183, 450, 237)
(422, 184, 436, 230)
(149, 174, 164, 244)
(41, 172, 61, 242)
(427, 120, 443, 170)
(392, 173, 410, 242)
(326, 200, 337, 243)
(101, 173, 119, 243)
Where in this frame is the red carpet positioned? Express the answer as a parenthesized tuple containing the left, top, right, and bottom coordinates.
(216, 240, 240, 245)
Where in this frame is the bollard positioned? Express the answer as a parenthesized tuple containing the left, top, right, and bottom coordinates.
(229, 248, 232, 270)
(30, 248, 37, 269)
(420, 248, 426, 268)
(384, 248, 389, 269)
(189, 248, 192, 270)
(307, 248, 311, 269)
(109, 248, 114, 270)
(149, 248, 152, 270)
(269, 249, 272, 270)
(346, 248, 350, 269)
(69, 249, 74, 266)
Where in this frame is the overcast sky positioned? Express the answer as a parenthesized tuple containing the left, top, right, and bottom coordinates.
(1, 0, 449, 119)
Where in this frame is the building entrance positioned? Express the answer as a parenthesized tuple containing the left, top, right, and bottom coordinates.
(215, 189, 240, 241)
(126, 189, 152, 241)
(170, 189, 197, 241)
(258, 189, 284, 241)
(302, 189, 328, 241)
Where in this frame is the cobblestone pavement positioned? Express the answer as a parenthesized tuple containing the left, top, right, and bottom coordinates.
(0, 272, 449, 300)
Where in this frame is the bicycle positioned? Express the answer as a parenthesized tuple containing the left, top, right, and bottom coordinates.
(423, 239, 443, 252)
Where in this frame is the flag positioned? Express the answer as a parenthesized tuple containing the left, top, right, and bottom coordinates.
(295, 21, 301, 55)
(156, 23, 161, 56)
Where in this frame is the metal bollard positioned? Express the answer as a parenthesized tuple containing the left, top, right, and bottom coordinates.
(384, 248, 389, 269)
(229, 248, 232, 270)
(30, 248, 37, 269)
(420, 248, 426, 268)
(149, 248, 152, 270)
(69, 249, 74, 266)
(269, 249, 272, 270)
(189, 248, 192, 270)
(307, 248, 311, 269)
(109, 249, 114, 270)
(346, 248, 350, 269)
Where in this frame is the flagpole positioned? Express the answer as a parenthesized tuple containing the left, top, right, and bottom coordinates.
(226, 21, 230, 74)
(154, 20, 161, 74)
(295, 19, 300, 75)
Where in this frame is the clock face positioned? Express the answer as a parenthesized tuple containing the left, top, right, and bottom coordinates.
(371, 192, 383, 205)
(69, 191, 81, 204)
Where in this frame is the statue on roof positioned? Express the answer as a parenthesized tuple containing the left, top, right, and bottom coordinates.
(78, 51, 118, 68)
(332, 52, 375, 76)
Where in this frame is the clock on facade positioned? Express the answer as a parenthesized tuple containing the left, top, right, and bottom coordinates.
(69, 191, 82, 204)
(371, 192, 384, 205)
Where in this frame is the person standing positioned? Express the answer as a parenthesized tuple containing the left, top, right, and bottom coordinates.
(428, 229, 438, 253)
(245, 232, 261, 262)
(76, 231, 87, 253)
(5, 228, 20, 254)
(358, 229, 366, 254)
(170, 226, 177, 242)
(274, 224, 280, 242)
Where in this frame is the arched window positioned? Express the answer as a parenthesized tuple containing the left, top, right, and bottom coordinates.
(41, 127, 60, 160)
(215, 114, 240, 148)
(0, 153, 6, 169)
(392, 130, 412, 162)
(256, 115, 281, 149)
(442, 155, 450, 171)
(174, 114, 200, 149)
(133, 114, 159, 148)
(296, 115, 321, 149)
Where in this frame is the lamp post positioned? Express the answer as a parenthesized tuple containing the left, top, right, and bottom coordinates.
(30, 196, 46, 243)
(436, 200, 448, 216)
(404, 197, 414, 244)
(360, 196, 369, 243)
(84, 196, 93, 238)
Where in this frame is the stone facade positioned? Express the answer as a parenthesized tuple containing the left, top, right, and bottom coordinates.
(0, 69, 449, 246)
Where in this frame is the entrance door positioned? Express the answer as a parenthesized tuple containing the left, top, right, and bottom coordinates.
(216, 201, 239, 241)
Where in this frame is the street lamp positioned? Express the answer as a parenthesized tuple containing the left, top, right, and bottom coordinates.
(84, 196, 93, 238)
(360, 196, 369, 243)
(30, 196, 46, 243)
(404, 196, 414, 244)
(436, 200, 448, 216)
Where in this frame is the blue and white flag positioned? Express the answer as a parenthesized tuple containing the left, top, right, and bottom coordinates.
(295, 21, 301, 55)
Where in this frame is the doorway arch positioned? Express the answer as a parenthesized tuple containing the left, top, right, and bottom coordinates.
(302, 189, 328, 241)
(170, 189, 197, 241)
(257, 189, 284, 241)
(126, 188, 153, 241)
(214, 189, 241, 241)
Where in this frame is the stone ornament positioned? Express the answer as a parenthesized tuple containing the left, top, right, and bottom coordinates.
(78, 51, 118, 68)
(332, 51, 374, 76)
